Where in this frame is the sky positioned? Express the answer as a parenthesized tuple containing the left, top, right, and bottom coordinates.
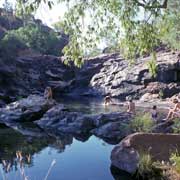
(0, 0, 66, 27)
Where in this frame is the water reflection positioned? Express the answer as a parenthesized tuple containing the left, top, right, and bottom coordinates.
(0, 124, 73, 174)
(58, 96, 124, 114)
(110, 165, 133, 180)
(0, 124, 120, 180)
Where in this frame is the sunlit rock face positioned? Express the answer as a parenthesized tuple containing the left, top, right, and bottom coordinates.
(1, 43, 180, 104)
(0, 95, 56, 123)
(83, 50, 180, 99)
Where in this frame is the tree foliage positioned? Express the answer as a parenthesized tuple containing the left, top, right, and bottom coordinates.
(13, 0, 179, 66)
(0, 24, 60, 57)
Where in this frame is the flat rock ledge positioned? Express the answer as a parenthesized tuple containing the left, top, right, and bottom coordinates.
(0, 94, 56, 123)
(36, 104, 133, 143)
(111, 133, 180, 174)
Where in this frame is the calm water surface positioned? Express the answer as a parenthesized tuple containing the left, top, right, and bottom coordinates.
(0, 98, 133, 180)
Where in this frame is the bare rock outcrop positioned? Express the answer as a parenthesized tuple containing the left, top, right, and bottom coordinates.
(111, 133, 180, 174)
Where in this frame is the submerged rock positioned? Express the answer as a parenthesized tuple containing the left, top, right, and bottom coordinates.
(0, 94, 56, 123)
(111, 133, 180, 174)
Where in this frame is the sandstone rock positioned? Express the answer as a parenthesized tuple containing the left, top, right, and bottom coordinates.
(152, 121, 174, 133)
(36, 107, 132, 142)
(36, 104, 95, 135)
(70, 50, 180, 99)
(91, 121, 131, 143)
(0, 95, 56, 123)
(0, 55, 75, 102)
(111, 133, 180, 174)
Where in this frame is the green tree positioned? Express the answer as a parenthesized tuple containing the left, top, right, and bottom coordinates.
(158, 0, 180, 50)
(15, 0, 175, 66)
(0, 24, 60, 57)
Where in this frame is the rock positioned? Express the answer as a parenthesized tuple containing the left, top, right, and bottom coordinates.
(0, 26, 6, 40)
(1, 48, 180, 101)
(152, 121, 174, 133)
(0, 12, 23, 31)
(37, 107, 132, 142)
(91, 121, 131, 143)
(68, 50, 180, 99)
(140, 92, 159, 102)
(91, 112, 132, 142)
(36, 104, 95, 135)
(0, 55, 75, 102)
(111, 143, 139, 173)
(4, 121, 47, 137)
(0, 95, 56, 123)
(111, 133, 180, 174)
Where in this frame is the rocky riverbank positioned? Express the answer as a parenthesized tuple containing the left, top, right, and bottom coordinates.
(0, 94, 177, 144)
(1, 48, 180, 106)
(111, 133, 180, 177)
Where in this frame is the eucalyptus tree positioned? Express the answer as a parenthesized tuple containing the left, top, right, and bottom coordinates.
(15, 0, 176, 66)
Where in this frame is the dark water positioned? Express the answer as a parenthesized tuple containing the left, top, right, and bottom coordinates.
(59, 96, 125, 114)
(0, 98, 133, 180)
(0, 126, 131, 180)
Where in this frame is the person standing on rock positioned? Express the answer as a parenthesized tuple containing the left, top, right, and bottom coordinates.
(127, 98, 135, 114)
(44, 87, 53, 100)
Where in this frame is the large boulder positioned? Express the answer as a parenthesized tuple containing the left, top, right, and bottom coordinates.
(111, 133, 180, 174)
(0, 95, 56, 123)
(36, 104, 95, 135)
(91, 112, 132, 142)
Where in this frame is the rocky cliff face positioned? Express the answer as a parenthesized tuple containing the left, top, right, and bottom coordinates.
(0, 55, 75, 103)
(71, 49, 180, 99)
(0, 48, 180, 104)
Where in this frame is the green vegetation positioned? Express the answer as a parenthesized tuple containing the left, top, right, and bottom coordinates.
(12, 0, 180, 66)
(135, 152, 165, 180)
(147, 52, 158, 78)
(0, 24, 60, 57)
(159, 1, 180, 50)
(172, 119, 180, 133)
(130, 113, 155, 133)
(170, 151, 180, 174)
(133, 151, 180, 180)
(0, 34, 27, 58)
(0, 0, 179, 67)
(159, 89, 164, 99)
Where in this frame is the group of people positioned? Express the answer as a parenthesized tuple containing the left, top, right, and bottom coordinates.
(104, 94, 180, 122)
(44, 87, 180, 122)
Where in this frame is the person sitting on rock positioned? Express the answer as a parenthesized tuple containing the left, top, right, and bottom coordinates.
(104, 94, 113, 106)
(44, 86, 53, 100)
(127, 98, 135, 114)
(163, 98, 180, 121)
(151, 105, 158, 122)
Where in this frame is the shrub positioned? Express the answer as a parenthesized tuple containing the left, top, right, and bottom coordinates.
(147, 52, 158, 78)
(0, 34, 26, 58)
(0, 24, 60, 57)
(172, 119, 180, 133)
(137, 153, 154, 177)
(130, 113, 155, 133)
(170, 151, 180, 174)
(135, 152, 164, 179)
